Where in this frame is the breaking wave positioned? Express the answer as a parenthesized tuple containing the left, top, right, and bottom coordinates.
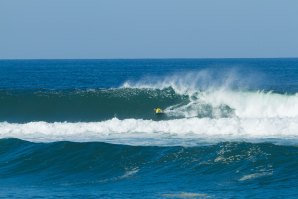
(1, 70, 298, 145)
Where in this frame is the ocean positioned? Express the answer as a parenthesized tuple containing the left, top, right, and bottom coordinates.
(0, 59, 298, 198)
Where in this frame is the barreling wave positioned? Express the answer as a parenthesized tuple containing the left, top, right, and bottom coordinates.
(1, 69, 298, 145)
(2, 87, 298, 122)
(122, 70, 298, 118)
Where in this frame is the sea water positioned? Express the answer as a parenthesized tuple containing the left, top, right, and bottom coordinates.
(0, 59, 298, 198)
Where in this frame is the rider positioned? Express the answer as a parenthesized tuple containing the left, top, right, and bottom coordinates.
(154, 107, 163, 114)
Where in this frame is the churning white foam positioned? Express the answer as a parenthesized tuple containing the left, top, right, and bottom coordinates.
(182, 90, 298, 118)
(1, 117, 298, 146)
(122, 70, 298, 119)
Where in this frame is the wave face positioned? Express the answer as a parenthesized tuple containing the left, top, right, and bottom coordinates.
(0, 88, 186, 122)
(0, 139, 297, 198)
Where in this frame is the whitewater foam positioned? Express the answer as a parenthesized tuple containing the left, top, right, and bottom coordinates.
(1, 117, 298, 146)
(122, 70, 298, 119)
(199, 90, 298, 118)
(124, 87, 298, 119)
(164, 90, 298, 119)
(239, 171, 273, 181)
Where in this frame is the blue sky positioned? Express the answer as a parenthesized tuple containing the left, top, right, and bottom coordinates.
(0, 0, 298, 59)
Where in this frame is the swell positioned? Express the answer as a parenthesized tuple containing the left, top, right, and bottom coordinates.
(0, 139, 297, 193)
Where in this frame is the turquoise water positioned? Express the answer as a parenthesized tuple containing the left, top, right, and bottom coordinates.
(0, 59, 298, 198)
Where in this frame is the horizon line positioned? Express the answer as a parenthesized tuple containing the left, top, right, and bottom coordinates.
(0, 57, 298, 61)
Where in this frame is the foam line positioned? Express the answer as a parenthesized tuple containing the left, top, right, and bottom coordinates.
(1, 117, 298, 145)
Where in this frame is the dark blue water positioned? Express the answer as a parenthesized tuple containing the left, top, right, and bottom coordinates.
(1, 59, 298, 92)
(0, 59, 298, 198)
